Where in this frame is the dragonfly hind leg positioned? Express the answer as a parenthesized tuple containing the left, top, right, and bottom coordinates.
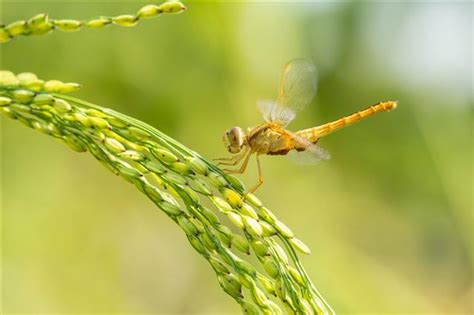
(246, 155, 264, 194)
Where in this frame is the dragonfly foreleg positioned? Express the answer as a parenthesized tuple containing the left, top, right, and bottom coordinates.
(215, 148, 249, 166)
(223, 151, 251, 174)
(214, 156, 236, 162)
(246, 155, 264, 194)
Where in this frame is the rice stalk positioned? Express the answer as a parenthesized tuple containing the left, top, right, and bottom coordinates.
(0, 1, 186, 44)
(1, 2, 334, 313)
(0, 70, 334, 314)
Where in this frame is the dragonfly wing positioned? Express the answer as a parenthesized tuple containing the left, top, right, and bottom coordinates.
(287, 144, 331, 164)
(272, 107, 295, 125)
(288, 132, 330, 164)
(274, 58, 318, 126)
(306, 143, 331, 161)
(257, 99, 296, 124)
(257, 100, 277, 122)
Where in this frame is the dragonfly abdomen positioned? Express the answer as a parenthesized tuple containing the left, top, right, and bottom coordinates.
(295, 101, 398, 142)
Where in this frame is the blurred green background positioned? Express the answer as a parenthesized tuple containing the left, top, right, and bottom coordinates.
(1, 1, 472, 314)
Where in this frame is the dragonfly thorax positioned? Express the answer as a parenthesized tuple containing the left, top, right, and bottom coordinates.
(223, 126, 246, 154)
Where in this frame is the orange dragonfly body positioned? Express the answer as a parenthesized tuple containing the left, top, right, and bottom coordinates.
(217, 59, 397, 193)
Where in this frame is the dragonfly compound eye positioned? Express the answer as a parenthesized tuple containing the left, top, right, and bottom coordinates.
(224, 127, 244, 153)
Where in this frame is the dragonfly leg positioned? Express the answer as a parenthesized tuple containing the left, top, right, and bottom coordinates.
(214, 156, 235, 162)
(246, 155, 264, 194)
(223, 151, 251, 174)
(214, 148, 248, 166)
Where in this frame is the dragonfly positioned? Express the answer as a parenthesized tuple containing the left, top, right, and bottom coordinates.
(216, 59, 397, 193)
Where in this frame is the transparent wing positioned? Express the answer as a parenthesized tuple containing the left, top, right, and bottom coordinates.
(257, 100, 277, 123)
(257, 99, 296, 124)
(273, 59, 318, 126)
(287, 133, 330, 164)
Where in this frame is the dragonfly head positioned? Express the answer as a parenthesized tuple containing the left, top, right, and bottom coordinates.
(223, 126, 246, 154)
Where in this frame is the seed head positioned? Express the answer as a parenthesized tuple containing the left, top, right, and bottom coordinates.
(1, 70, 332, 314)
(112, 15, 138, 27)
(54, 19, 82, 32)
(0, 97, 12, 106)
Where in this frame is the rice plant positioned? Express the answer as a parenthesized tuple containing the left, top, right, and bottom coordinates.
(0, 1, 186, 44)
(1, 3, 334, 314)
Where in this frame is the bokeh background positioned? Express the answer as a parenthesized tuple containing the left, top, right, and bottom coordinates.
(1, 1, 472, 314)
